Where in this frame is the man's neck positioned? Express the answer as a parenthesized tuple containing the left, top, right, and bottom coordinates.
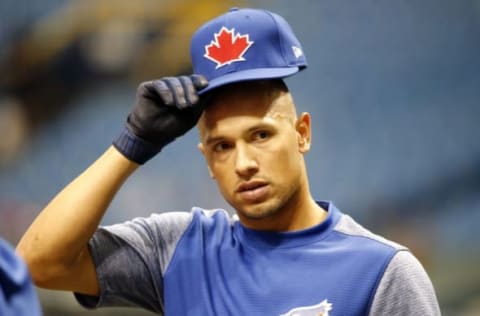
(239, 194, 328, 232)
(281, 196, 328, 232)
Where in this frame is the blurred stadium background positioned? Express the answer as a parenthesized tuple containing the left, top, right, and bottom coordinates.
(1, 0, 479, 315)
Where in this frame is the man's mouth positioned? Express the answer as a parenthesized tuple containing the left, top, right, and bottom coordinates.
(236, 181, 269, 202)
(236, 180, 268, 192)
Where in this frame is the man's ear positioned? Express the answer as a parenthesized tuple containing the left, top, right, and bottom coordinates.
(197, 142, 215, 179)
(295, 112, 311, 153)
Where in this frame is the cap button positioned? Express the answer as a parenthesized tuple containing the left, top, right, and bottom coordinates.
(229, 7, 239, 12)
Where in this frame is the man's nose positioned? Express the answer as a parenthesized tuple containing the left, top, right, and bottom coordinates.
(234, 143, 258, 178)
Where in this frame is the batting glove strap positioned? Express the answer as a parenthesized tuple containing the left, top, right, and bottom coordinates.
(113, 127, 165, 164)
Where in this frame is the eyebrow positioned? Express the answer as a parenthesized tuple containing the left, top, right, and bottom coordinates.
(205, 135, 226, 146)
(204, 121, 276, 146)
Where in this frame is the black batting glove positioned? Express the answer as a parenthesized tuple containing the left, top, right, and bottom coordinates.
(113, 75, 208, 164)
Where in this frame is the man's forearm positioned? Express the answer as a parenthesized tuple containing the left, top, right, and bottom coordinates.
(16, 146, 138, 285)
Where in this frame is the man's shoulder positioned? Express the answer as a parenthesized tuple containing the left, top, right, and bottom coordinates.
(332, 213, 407, 253)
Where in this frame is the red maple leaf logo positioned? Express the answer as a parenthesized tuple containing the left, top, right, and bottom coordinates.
(204, 27, 254, 69)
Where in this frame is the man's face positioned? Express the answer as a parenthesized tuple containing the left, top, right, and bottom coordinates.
(198, 81, 311, 227)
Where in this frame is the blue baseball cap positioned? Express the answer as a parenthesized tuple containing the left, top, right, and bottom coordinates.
(190, 7, 307, 94)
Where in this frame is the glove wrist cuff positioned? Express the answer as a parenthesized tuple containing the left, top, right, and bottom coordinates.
(113, 127, 162, 164)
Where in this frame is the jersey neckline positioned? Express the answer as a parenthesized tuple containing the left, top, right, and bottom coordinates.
(233, 201, 341, 249)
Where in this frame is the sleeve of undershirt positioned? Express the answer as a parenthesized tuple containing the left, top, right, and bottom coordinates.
(369, 250, 441, 315)
(74, 211, 193, 313)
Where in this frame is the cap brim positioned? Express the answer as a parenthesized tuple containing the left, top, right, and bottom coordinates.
(197, 67, 300, 95)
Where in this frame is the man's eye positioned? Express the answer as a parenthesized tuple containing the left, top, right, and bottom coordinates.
(213, 142, 231, 152)
(253, 130, 270, 140)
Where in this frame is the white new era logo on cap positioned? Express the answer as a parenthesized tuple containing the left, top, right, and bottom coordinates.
(292, 46, 303, 58)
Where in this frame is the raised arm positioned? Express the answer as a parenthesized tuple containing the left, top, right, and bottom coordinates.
(16, 147, 137, 295)
(16, 75, 208, 296)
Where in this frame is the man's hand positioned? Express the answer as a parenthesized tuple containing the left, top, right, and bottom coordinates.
(113, 75, 208, 164)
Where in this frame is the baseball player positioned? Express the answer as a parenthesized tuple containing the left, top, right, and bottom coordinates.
(17, 8, 441, 315)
